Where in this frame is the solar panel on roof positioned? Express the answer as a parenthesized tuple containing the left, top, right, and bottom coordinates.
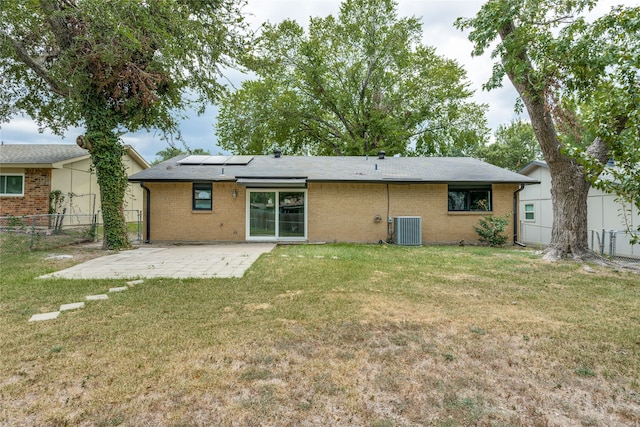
(177, 155, 254, 165)
(176, 155, 221, 165)
(225, 155, 254, 165)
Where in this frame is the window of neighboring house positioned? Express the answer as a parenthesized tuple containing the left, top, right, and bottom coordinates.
(524, 203, 535, 221)
(193, 183, 212, 211)
(448, 186, 492, 212)
(0, 174, 24, 196)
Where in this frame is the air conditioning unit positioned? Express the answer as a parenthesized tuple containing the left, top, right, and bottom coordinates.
(393, 216, 422, 246)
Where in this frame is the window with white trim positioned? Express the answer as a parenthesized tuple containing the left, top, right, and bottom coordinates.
(0, 174, 24, 196)
(247, 189, 306, 240)
(524, 203, 535, 221)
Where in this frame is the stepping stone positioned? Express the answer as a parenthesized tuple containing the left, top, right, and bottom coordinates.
(109, 286, 128, 293)
(60, 302, 85, 311)
(86, 294, 108, 301)
(45, 254, 73, 260)
(29, 311, 60, 322)
(126, 279, 144, 287)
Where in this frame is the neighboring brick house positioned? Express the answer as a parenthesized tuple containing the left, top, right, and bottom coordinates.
(0, 144, 149, 222)
(129, 151, 537, 245)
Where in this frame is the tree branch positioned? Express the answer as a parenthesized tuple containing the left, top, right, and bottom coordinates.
(524, 15, 575, 26)
(4, 32, 68, 96)
(299, 112, 345, 140)
(498, 19, 563, 164)
(300, 120, 342, 155)
(39, 0, 78, 50)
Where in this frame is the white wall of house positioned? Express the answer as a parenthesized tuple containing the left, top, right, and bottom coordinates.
(519, 163, 639, 258)
(52, 153, 146, 223)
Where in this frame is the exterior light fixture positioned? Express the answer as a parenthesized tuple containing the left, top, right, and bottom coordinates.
(232, 189, 237, 199)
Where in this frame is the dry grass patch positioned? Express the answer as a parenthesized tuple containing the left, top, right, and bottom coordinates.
(1, 244, 638, 426)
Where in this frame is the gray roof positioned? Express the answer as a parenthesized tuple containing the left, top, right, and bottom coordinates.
(130, 154, 538, 184)
(0, 144, 89, 166)
(518, 160, 548, 175)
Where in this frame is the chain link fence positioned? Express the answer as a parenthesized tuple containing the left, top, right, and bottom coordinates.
(520, 222, 639, 262)
(0, 210, 142, 254)
(589, 229, 639, 262)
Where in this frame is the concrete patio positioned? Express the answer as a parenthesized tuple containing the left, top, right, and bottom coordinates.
(39, 243, 276, 280)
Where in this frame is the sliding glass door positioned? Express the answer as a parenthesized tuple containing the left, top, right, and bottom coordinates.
(249, 192, 276, 237)
(248, 190, 306, 240)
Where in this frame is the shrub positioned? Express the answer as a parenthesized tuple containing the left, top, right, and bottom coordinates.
(474, 214, 511, 247)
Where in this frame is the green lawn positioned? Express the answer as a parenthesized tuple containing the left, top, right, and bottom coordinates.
(1, 244, 638, 426)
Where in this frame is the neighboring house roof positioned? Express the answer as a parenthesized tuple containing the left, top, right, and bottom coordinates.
(519, 159, 624, 184)
(129, 154, 538, 184)
(0, 144, 149, 170)
(518, 160, 548, 176)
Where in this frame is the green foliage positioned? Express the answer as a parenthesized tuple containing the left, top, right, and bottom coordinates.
(473, 214, 511, 247)
(6, 215, 26, 230)
(87, 126, 130, 249)
(48, 190, 65, 215)
(475, 120, 541, 171)
(0, 0, 247, 133)
(575, 365, 596, 378)
(556, 6, 640, 238)
(217, 0, 488, 156)
(1, 0, 247, 249)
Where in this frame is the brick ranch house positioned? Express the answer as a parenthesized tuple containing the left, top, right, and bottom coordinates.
(128, 151, 538, 245)
(0, 144, 148, 222)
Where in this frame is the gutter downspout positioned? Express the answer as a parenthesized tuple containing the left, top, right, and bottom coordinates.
(386, 184, 392, 243)
(140, 182, 151, 243)
(513, 184, 526, 247)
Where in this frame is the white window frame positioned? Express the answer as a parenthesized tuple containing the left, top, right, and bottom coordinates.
(524, 203, 535, 221)
(0, 173, 25, 197)
(245, 188, 307, 241)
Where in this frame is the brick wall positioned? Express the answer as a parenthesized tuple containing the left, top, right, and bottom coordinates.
(308, 183, 518, 244)
(144, 182, 245, 242)
(145, 181, 519, 244)
(0, 168, 51, 217)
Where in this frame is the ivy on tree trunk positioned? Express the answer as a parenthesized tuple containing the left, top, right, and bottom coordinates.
(83, 111, 130, 250)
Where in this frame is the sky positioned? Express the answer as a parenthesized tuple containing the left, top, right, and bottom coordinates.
(0, 0, 636, 163)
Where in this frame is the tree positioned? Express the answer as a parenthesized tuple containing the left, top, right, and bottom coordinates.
(152, 146, 211, 165)
(476, 120, 541, 171)
(1, 0, 246, 249)
(457, 1, 640, 260)
(217, 0, 488, 157)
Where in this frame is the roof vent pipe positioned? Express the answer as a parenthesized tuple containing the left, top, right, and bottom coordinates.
(274, 149, 282, 158)
(378, 151, 385, 159)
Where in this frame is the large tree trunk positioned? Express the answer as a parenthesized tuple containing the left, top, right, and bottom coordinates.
(515, 84, 596, 260)
(81, 123, 131, 250)
(544, 157, 592, 260)
(498, 21, 609, 261)
(520, 97, 607, 261)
